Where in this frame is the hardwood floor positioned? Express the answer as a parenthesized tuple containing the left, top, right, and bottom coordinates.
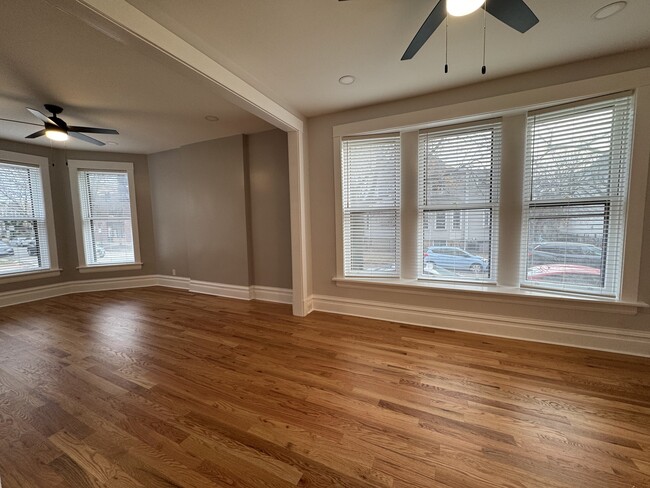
(0, 287, 649, 487)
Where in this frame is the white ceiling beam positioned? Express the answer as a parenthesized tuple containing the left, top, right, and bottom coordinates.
(72, 0, 305, 132)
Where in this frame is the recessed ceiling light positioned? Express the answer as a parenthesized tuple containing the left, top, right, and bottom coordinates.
(205, 115, 220, 122)
(339, 75, 356, 85)
(592, 1, 627, 20)
(106, 141, 119, 146)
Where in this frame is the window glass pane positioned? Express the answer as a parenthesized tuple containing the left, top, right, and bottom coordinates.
(526, 204, 607, 289)
(529, 107, 625, 201)
(78, 170, 135, 265)
(345, 211, 398, 275)
(421, 127, 499, 206)
(0, 162, 51, 275)
(422, 209, 493, 279)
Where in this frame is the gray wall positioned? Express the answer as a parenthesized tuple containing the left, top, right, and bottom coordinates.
(0, 139, 156, 293)
(248, 129, 292, 289)
(148, 129, 291, 289)
(148, 148, 190, 278)
(307, 48, 650, 333)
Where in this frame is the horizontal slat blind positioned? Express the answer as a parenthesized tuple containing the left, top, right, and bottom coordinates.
(341, 134, 400, 277)
(418, 122, 501, 282)
(78, 170, 135, 265)
(0, 161, 51, 275)
(521, 94, 633, 296)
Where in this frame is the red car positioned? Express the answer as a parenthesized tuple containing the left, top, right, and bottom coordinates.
(527, 264, 602, 287)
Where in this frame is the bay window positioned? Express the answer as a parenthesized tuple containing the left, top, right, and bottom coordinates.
(336, 86, 642, 305)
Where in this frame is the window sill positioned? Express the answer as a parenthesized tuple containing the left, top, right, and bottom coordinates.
(332, 276, 647, 315)
(0, 269, 62, 285)
(77, 263, 143, 273)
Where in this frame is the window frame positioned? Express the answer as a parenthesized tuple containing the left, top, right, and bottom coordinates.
(417, 120, 502, 284)
(332, 69, 650, 310)
(0, 150, 60, 283)
(339, 133, 402, 278)
(68, 159, 142, 273)
(520, 94, 633, 298)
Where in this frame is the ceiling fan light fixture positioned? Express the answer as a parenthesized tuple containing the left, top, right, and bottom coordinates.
(447, 0, 486, 17)
(45, 126, 68, 142)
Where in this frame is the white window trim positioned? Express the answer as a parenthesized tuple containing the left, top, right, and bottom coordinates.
(0, 150, 60, 283)
(68, 159, 142, 272)
(332, 68, 650, 309)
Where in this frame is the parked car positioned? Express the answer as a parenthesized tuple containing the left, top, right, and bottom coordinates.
(0, 243, 15, 256)
(423, 246, 488, 272)
(527, 264, 602, 287)
(9, 237, 35, 247)
(529, 242, 603, 268)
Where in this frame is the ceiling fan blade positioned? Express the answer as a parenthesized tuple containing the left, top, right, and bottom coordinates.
(401, 0, 446, 60)
(68, 126, 119, 135)
(27, 108, 58, 126)
(484, 0, 539, 33)
(25, 129, 46, 139)
(69, 131, 105, 146)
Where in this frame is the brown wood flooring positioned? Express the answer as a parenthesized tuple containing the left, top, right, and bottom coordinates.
(0, 287, 649, 487)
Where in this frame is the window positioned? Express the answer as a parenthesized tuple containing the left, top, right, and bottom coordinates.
(521, 94, 633, 296)
(68, 160, 141, 271)
(419, 122, 501, 281)
(341, 134, 400, 277)
(335, 85, 645, 306)
(452, 210, 461, 230)
(435, 212, 447, 230)
(0, 151, 58, 279)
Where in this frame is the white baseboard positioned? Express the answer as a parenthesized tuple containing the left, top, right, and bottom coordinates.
(0, 275, 293, 308)
(312, 295, 650, 357)
(303, 294, 314, 315)
(156, 275, 190, 289)
(0, 275, 158, 309)
(156, 276, 292, 303)
(250, 285, 293, 304)
(188, 279, 251, 300)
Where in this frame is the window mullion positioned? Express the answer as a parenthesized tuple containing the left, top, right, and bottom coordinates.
(401, 131, 419, 280)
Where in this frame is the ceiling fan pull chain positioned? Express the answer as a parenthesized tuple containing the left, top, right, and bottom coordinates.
(444, 15, 449, 73)
(481, 2, 487, 75)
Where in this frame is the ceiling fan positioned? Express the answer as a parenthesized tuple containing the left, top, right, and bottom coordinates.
(340, 0, 539, 61)
(24, 104, 119, 146)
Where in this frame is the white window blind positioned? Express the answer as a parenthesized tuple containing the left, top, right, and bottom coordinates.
(521, 94, 633, 296)
(418, 122, 501, 282)
(78, 170, 135, 266)
(341, 134, 400, 277)
(0, 161, 51, 276)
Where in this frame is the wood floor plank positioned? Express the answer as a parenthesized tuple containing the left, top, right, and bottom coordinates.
(0, 286, 649, 487)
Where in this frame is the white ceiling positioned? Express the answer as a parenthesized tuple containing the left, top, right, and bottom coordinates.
(1, 0, 649, 154)
(126, 0, 650, 117)
(0, 0, 273, 154)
